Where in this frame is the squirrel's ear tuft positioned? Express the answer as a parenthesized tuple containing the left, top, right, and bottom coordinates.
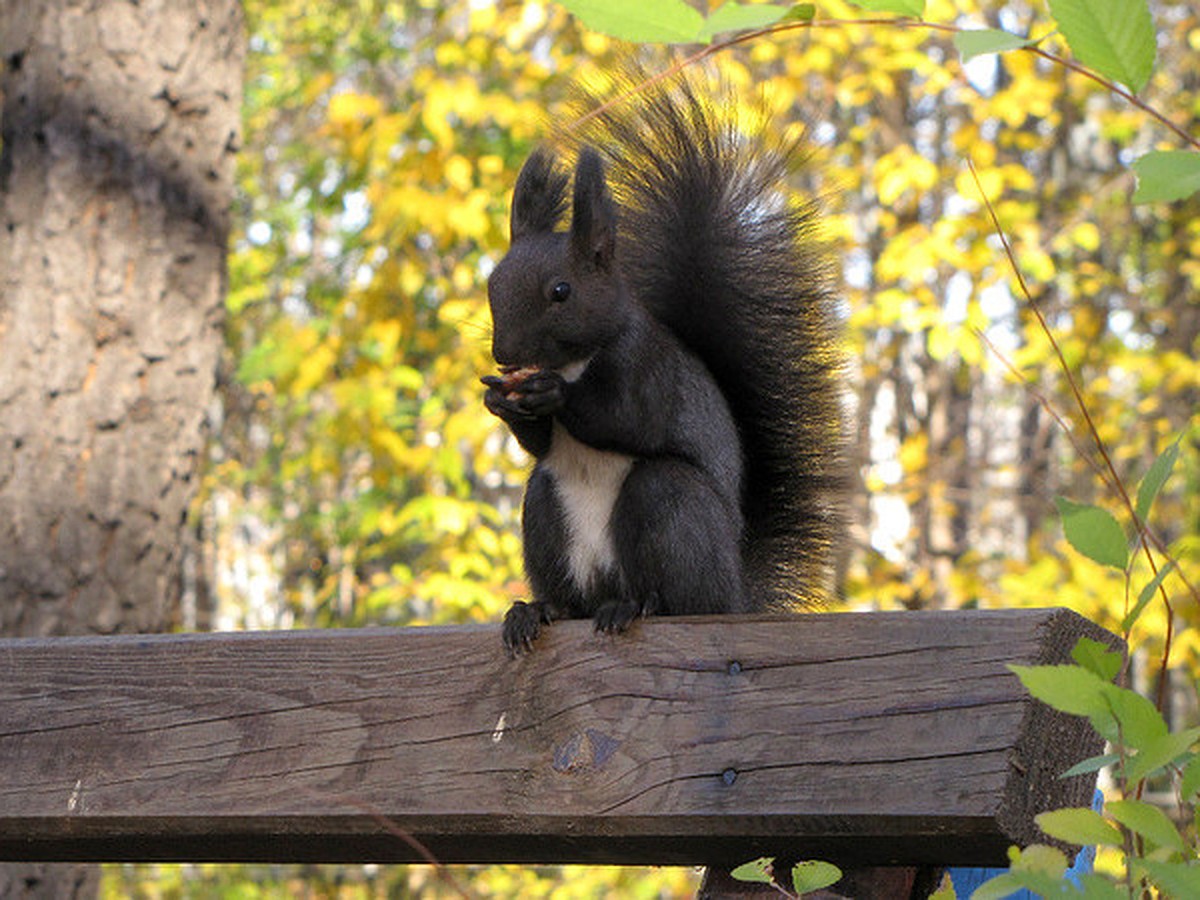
(511, 148, 569, 240)
(570, 147, 616, 270)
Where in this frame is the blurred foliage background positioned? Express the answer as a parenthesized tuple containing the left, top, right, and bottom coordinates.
(110, 0, 1198, 895)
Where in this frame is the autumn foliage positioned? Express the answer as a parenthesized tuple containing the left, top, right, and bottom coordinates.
(140, 0, 1200, 893)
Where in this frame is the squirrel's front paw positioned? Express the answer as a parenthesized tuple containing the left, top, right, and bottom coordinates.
(502, 600, 551, 655)
(511, 370, 564, 417)
(593, 599, 642, 635)
(482, 378, 537, 422)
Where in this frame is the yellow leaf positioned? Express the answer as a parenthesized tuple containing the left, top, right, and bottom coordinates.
(927, 323, 955, 362)
(876, 147, 939, 205)
(291, 341, 336, 396)
(1071, 221, 1101, 252)
(302, 72, 336, 106)
(372, 428, 413, 467)
(445, 155, 474, 193)
(327, 91, 383, 127)
(957, 167, 1003, 204)
(899, 433, 929, 474)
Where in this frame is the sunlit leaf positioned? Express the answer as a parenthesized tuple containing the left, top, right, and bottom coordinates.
(782, 4, 816, 23)
(1104, 684, 1168, 748)
(1048, 0, 1156, 92)
(729, 857, 774, 884)
(1136, 436, 1182, 521)
(556, 0, 704, 42)
(1122, 560, 1177, 633)
(1035, 807, 1123, 848)
(954, 29, 1032, 61)
(1133, 151, 1200, 203)
(699, 3, 788, 41)
(850, 0, 924, 15)
(791, 861, 842, 894)
(1124, 727, 1200, 784)
(1055, 498, 1129, 570)
(1070, 637, 1122, 682)
(974, 844, 1072, 898)
(1108, 799, 1187, 853)
(1136, 859, 1200, 896)
(1009, 663, 1109, 717)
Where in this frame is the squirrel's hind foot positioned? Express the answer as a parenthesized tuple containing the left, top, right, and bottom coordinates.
(592, 599, 642, 635)
(502, 600, 553, 655)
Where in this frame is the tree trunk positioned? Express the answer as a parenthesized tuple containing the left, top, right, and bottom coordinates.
(0, 0, 243, 894)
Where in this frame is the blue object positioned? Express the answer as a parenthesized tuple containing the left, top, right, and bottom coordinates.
(946, 790, 1103, 899)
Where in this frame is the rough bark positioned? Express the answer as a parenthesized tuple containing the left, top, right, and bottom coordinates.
(0, 0, 243, 634)
(0, 0, 243, 894)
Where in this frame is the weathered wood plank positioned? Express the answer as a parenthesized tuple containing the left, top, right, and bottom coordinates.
(0, 609, 1114, 866)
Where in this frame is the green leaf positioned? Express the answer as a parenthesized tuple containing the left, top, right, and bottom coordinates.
(1122, 560, 1177, 633)
(1055, 498, 1129, 570)
(791, 860, 843, 894)
(1047, 0, 1156, 92)
(1061, 752, 1121, 778)
(1071, 637, 1122, 682)
(1108, 799, 1187, 853)
(1074, 873, 1128, 900)
(729, 857, 774, 884)
(699, 3, 788, 41)
(954, 28, 1033, 61)
(1009, 664, 1110, 717)
(850, 0, 924, 15)
(1104, 683, 1168, 748)
(1035, 807, 1123, 848)
(1136, 859, 1200, 896)
(1013, 843, 1069, 877)
(976, 844, 1074, 897)
(782, 4, 816, 23)
(1180, 754, 1200, 800)
(970, 872, 1025, 900)
(1124, 727, 1200, 784)
(556, 0, 704, 43)
(1013, 667, 1163, 748)
(1133, 151, 1200, 203)
(1136, 437, 1182, 521)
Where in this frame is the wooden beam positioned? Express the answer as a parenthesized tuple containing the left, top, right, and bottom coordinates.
(0, 609, 1115, 867)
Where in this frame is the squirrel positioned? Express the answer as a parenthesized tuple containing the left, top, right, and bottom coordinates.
(482, 66, 847, 654)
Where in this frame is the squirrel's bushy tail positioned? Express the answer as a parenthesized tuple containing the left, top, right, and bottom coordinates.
(556, 65, 849, 608)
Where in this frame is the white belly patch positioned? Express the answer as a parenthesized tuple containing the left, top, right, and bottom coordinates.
(544, 422, 635, 589)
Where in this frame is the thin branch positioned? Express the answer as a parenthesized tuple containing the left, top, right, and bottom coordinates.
(964, 159, 1185, 713)
(971, 327, 1117, 496)
(298, 787, 475, 900)
(648, 17, 1198, 153)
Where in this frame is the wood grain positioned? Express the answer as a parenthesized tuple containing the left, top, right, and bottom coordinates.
(0, 609, 1115, 866)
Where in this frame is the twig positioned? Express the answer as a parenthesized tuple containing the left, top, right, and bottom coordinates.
(568, 16, 1197, 156)
(964, 158, 1179, 711)
(297, 787, 476, 899)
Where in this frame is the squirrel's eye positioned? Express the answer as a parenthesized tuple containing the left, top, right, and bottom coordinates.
(551, 281, 571, 302)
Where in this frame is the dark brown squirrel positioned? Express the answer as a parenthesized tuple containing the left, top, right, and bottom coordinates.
(482, 67, 848, 654)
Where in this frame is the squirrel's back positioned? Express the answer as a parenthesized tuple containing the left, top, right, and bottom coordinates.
(556, 66, 849, 608)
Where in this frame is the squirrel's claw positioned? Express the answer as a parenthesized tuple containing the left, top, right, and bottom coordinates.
(502, 600, 551, 656)
(484, 384, 538, 422)
(593, 599, 642, 635)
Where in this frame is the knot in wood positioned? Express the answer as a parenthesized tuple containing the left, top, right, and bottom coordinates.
(552, 728, 620, 774)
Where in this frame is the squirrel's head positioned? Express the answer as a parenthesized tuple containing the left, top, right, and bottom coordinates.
(487, 146, 627, 371)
